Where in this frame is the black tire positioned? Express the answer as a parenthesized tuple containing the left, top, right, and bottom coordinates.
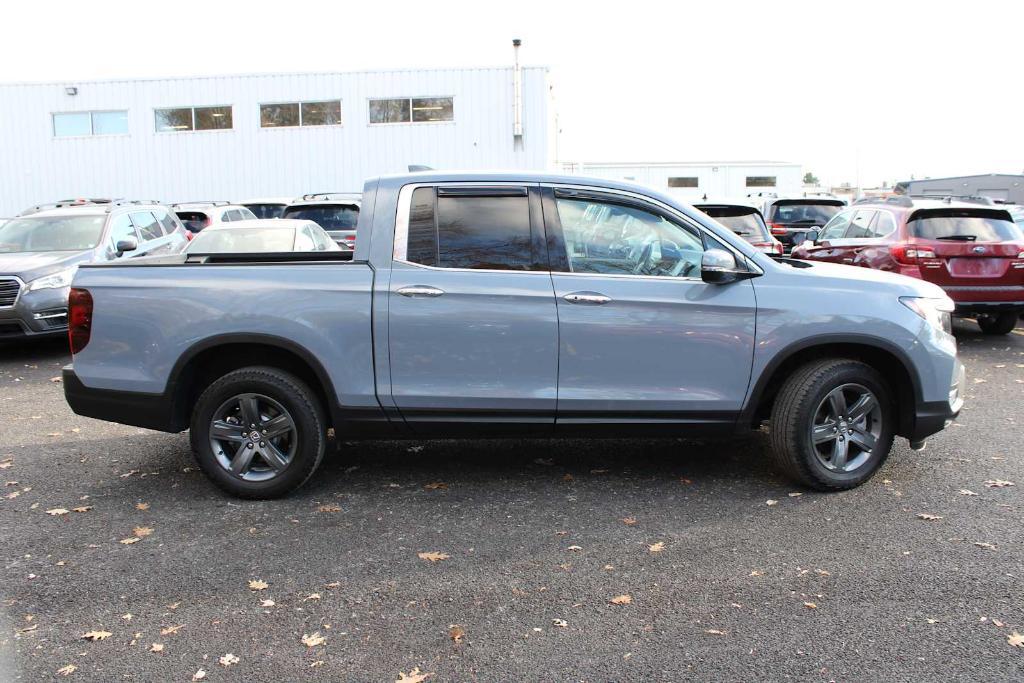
(189, 366, 326, 499)
(977, 313, 1018, 335)
(769, 359, 895, 491)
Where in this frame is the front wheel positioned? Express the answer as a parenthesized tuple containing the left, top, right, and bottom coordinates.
(190, 367, 326, 499)
(769, 359, 895, 490)
(977, 313, 1018, 335)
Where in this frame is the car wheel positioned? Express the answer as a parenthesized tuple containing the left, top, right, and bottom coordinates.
(190, 366, 326, 499)
(976, 313, 1018, 335)
(769, 359, 895, 491)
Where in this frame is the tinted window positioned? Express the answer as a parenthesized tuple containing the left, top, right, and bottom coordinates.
(434, 193, 531, 270)
(108, 214, 137, 247)
(282, 205, 359, 230)
(406, 187, 438, 266)
(155, 108, 193, 132)
(769, 201, 842, 225)
(195, 106, 232, 130)
(698, 206, 769, 240)
(411, 97, 454, 122)
(668, 177, 699, 188)
(746, 176, 777, 187)
(908, 210, 1023, 242)
(555, 197, 704, 277)
(131, 211, 163, 241)
(244, 203, 287, 219)
(0, 216, 107, 253)
(260, 103, 300, 127)
(846, 210, 875, 238)
(369, 98, 411, 123)
(301, 100, 342, 126)
(154, 208, 178, 234)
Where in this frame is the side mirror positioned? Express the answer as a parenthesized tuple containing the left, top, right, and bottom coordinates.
(701, 248, 753, 284)
(806, 228, 820, 243)
(115, 237, 138, 255)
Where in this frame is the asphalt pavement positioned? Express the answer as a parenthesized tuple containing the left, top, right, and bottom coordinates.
(0, 321, 1022, 682)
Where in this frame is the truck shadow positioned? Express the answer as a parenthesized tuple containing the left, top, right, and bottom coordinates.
(0, 337, 70, 363)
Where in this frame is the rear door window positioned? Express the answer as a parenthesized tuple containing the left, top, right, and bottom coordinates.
(908, 210, 1023, 242)
(845, 210, 876, 238)
(130, 211, 163, 241)
(153, 208, 178, 234)
(873, 211, 897, 237)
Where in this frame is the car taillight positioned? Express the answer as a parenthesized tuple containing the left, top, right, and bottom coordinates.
(890, 244, 936, 264)
(68, 288, 93, 354)
(770, 223, 787, 235)
(342, 237, 356, 248)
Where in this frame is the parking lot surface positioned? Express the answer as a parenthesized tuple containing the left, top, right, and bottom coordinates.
(1, 321, 1022, 682)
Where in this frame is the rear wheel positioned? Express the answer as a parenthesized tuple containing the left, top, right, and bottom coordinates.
(190, 367, 326, 499)
(769, 359, 895, 490)
(977, 313, 1018, 335)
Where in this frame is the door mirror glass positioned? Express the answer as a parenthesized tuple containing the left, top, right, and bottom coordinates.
(701, 248, 744, 284)
(115, 237, 138, 255)
(806, 228, 820, 243)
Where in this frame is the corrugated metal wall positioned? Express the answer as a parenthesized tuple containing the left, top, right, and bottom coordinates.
(0, 67, 552, 214)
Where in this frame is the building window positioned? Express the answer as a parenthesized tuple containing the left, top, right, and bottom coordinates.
(155, 106, 233, 132)
(746, 176, 777, 187)
(667, 177, 699, 188)
(369, 97, 454, 124)
(53, 110, 128, 137)
(260, 100, 342, 128)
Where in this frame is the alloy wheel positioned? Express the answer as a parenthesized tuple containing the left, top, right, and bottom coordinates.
(809, 383, 882, 473)
(208, 393, 297, 481)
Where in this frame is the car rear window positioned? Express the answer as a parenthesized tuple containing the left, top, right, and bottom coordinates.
(244, 203, 287, 219)
(908, 209, 1023, 242)
(176, 211, 209, 232)
(768, 201, 843, 225)
(698, 206, 770, 240)
(282, 204, 359, 230)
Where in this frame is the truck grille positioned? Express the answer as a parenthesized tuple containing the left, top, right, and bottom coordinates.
(0, 277, 21, 307)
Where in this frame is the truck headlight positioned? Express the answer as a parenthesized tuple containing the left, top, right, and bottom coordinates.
(26, 266, 77, 292)
(900, 296, 954, 335)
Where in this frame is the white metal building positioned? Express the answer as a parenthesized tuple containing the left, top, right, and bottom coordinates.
(0, 67, 554, 215)
(561, 161, 803, 202)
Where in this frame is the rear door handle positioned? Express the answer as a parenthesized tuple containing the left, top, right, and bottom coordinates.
(563, 291, 611, 305)
(396, 285, 445, 298)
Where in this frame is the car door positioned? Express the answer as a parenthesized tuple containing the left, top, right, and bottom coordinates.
(830, 209, 878, 265)
(795, 210, 853, 263)
(386, 184, 559, 432)
(128, 211, 167, 256)
(107, 213, 141, 260)
(544, 187, 756, 429)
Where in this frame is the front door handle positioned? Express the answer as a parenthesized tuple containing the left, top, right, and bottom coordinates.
(397, 285, 445, 298)
(563, 291, 611, 305)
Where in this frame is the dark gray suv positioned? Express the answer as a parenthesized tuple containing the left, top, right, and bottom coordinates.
(0, 201, 188, 340)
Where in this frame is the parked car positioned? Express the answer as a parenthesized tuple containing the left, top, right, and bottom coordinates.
(238, 197, 294, 220)
(185, 219, 341, 254)
(693, 200, 784, 255)
(172, 202, 257, 235)
(762, 195, 847, 251)
(0, 201, 188, 340)
(1006, 204, 1024, 230)
(64, 172, 963, 498)
(282, 193, 360, 249)
(790, 197, 1024, 334)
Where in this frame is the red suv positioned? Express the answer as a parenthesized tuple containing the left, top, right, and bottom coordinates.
(791, 197, 1024, 334)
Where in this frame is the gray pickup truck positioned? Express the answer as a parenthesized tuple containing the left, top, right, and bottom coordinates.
(63, 172, 965, 499)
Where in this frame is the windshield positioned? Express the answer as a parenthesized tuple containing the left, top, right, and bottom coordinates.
(0, 215, 106, 253)
(769, 202, 842, 225)
(699, 207, 769, 240)
(282, 205, 359, 230)
(244, 203, 287, 219)
(909, 211, 1023, 242)
(186, 227, 295, 253)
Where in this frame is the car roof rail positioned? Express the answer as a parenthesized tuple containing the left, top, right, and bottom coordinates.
(299, 192, 362, 201)
(854, 196, 914, 207)
(110, 199, 162, 207)
(171, 200, 232, 207)
(907, 193, 995, 206)
(18, 198, 121, 215)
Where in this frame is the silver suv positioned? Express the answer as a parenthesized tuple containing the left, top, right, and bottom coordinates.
(0, 200, 188, 340)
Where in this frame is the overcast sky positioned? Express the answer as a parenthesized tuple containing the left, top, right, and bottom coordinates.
(2, 0, 1020, 187)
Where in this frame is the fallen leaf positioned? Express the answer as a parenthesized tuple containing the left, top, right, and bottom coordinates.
(135, 502, 150, 511)
(82, 630, 112, 641)
(590, 468, 609, 474)
(301, 632, 326, 648)
(552, 619, 568, 628)
(219, 653, 239, 667)
(57, 664, 77, 676)
(622, 517, 637, 526)
(248, 579, 269, 590)
(260, 599, 275, 607)
(396, 668, 434, 683)
(984, 480, 1015, 488)
(166, 602, 180, 610)
(766, 499, 778, 506)
(1008, 632, 1024, 648)
(648, 541, 665, 553)
(310, 661, 324, 668)
(46, 508, 69, 516)
(788, 492, 803, 497)
(610, 595, 632, 605)
(804, 602, 818, 609)
(705, 628, 727, 635)
(132, 526, 154, 538)
(562, 473, 574, 482)
(533, 458, 553, 466)
(118, 538, 140, 545)
(150, 643, 164, 652)
(749, 570, 763, 577)
(958, 489, 979, 496)
(993, 619, 1005, 627)
(973, 377, 987, 384)
(424, 482, 448, 490)
(192, 670, 206, 681)
(72, 506, 92, 513)
(974, 542, 997, 550)
(316, 504, 342, 512)
(566, 545, 583, 552)
(303, 593, 321, 602)
(160, 624, 183, 635)
(917, 513, 942, 521)
(50, 376, 62, 383)
(17, 624, 38, 633)
(417, 551, 450, 562)
(449, 624, 465, 643)
(325, 581, 341, 589)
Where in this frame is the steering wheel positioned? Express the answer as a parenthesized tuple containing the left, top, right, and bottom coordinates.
(631, 242, 654, 274)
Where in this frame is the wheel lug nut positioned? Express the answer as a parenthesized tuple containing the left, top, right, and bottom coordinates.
(262, 430, 267, 435)
(260, 441, 265, 447)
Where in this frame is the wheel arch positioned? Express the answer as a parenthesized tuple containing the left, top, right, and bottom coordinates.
(743, 335, 922, 438)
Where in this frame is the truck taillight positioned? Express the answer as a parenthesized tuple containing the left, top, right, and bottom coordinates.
(890, 244, 936, 264)
(68, 287, 93, 354)
(770, 223, 787, 235)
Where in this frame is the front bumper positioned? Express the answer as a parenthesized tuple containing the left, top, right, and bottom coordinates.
(0, 283, 70, 339)
(909, 360, 964, 442)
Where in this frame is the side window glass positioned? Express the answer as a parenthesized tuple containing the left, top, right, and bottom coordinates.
(406, 187, 438, 266)
(130, 212, 162, 241)
(154, 208, 177, 235)
(109, 214, 137, 248)
(240, 208, 257, 220)
(820, 212, 852, 240)
(846, 210, 875, 238)
(873, 212, 896, 237)
(554, 196, 704, 277)
(294, 227, 315, 251)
